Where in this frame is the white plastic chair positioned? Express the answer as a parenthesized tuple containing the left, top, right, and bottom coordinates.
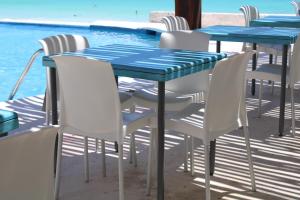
(291, 0, 300, 16)
(52, 56, 152, 200)
(40, 34, 134, 165)
(161, 16, 190, 31)
(247, 34, 300, 135)
(149, 52, 256, 200)
(40, 34, 90, 125)
(0, 126, 58, 200)
(240, 5, 283, 64)
(39, 34, 134, 125)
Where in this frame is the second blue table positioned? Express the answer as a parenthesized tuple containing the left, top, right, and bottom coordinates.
(198, 25, 300, 136)
(251, 15, 300, 28)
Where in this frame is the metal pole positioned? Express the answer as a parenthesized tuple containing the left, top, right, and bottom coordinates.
(251, 43, 257, 95)
(50, 68, 58, 125)
(279, 45, 289, 136)
(216, 41, 221, 53)
(157, 81, 165, 200)
(115, 75, 119, 152)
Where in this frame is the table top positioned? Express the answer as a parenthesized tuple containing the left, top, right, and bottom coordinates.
(43, 44, 226, 82)
(250, 16, 300, 28)
(198, 25, 300, 45)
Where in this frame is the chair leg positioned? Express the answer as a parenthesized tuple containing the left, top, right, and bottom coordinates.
(256, 51, 259, 62)
(146, 128, 157, 196)
(129, 136, 133, 164)
(101, 140, 106, 177)
(202, 91, 208, 102)
(184, 134, 188, 172)
(288, 48, 292, 67)
(242, 42, 246, 52)
(45, 88, 51, 125)
(271, 81, 275, 95)
(243, 126, 256, 191)
(191, 137, 195, 176)
(274, 54, 278, 64)
(118, 144, 125, 200)
(131, 133, 137, 167)
(54, 132, 63, 200)
(258, 80, 263, 117)
(291, 87, 296, 136)
(129, 106, 137, 166)
(204, 142, 211, 200)
(95, 138, 99, 153)
(84, 136, 89, 182)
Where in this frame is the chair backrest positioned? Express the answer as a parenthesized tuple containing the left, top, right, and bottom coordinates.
(204, 52, 252, 137)
(161, 16, 190, 31)
(160, 31, 211, 95)
(291, 1, 300, 16)
(39, 35, 89, 105)
(239, 5, 260, 27)
(289, 34, 300, 85)
(52, 56, 123, 143)
(0, 127, 57, 200)
(39, 34, 89, 56)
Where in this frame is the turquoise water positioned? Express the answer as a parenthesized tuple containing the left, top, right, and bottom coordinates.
(0, 0, 296, 22)
(0, 23, 159, 101)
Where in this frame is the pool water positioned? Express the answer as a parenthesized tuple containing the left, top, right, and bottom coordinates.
(0, 0, 295, 22)
(0, 23, 159, 101)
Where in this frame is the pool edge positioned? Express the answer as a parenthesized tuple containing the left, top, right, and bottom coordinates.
(0, 19, 165, 35)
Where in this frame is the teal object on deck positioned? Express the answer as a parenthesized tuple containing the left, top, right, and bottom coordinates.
(43, 44, 227, 82)
(0, 110, 19, 136)
(250, 16, 300, 28)
(198, 25, 300, 44)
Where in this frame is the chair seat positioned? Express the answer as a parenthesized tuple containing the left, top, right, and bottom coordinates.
(133, 88, 193, 111)
(166, 103, 206, 140)
(166, 103, 241, 141)
(246, 64, 286, 82)
(0, 110, 19, 135)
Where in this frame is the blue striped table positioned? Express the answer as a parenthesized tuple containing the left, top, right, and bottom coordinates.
(198, 25, 299, 44)
(43, 44, 226, 200)
(250, 16, 300, 28)
(198, 25, 300, 136)
(44, 44, 226, 81)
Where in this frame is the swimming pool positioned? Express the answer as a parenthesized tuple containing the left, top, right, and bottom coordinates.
(0, 23, 159, 101)
(0, 0, 295, 22)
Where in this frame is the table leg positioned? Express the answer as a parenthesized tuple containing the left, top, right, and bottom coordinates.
(251, 43, 257, 96)
(209, 140, 216, 175)
(269, 54, 273, 64)
(49, 68, 58, 125)
(114, 76, 119, 153)
(216, 41, 221, 53)
(268, 54, 273, 85)
(279, 45, 289, 136)
(268, 54, 273, 84)
(157, 81, 165, 200)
